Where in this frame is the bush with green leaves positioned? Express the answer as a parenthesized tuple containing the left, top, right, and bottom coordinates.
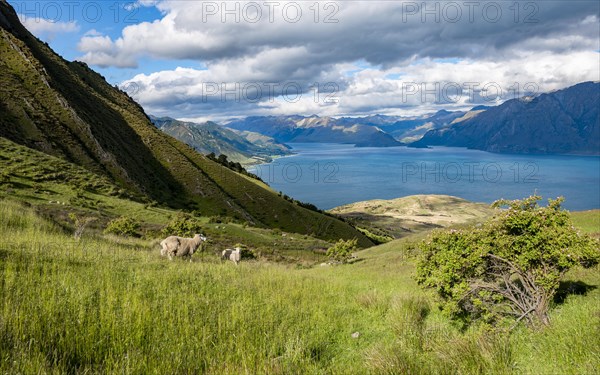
(232, 243, 257, 260)
(104, 216, 140, 237)
(161, 215, 203, 237)
(416, 195, 600, 328)
(326, 238, 358, 263)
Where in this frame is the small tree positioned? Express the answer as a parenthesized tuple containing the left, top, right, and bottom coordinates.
(326, 238, 358, 264)
(104, 216, 140, 237)
(161, 214, 203, 237)
(416, 195, 599, 328)
(68, 213, 96, 240)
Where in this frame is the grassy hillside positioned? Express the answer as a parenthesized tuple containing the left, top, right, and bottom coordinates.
(0, 200, 598, 373)
(0, 1, 370, 245)
(0, 137, 345, 263)
(329, 195, 494, 242)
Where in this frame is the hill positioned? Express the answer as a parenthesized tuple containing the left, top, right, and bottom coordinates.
(412, 82, 600, 155)
(1, 198, 598, 373)
(329, 195, 494, 242)
(0, 0, 370, 246)
(225, 115, 402, 147)
(150, 116, 291, 165)
(0, 133, 343, 262)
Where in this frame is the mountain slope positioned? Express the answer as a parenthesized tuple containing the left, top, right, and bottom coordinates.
(226, 115, 402, 147)
(0, 0, 371, 245)
(376, 110, 466, 142)
(412, 82, 600, 155)
(150, 116, 291, 164)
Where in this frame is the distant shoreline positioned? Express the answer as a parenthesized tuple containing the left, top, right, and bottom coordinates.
(244, 143, 600, 212)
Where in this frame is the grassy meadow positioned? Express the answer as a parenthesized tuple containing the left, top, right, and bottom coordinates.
(0, 199, 598, 374)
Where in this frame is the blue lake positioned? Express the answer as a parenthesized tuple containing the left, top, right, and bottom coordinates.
(249, 143, 600, 211)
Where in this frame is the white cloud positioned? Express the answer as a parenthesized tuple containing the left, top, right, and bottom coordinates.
(83, 29, 103, 37)
(78, 35, 114, 54)
(19, 14, 79, 38)
(76, 0, 599, 118)
(123, 50, 600, 120)
(79, 1, 599, 67)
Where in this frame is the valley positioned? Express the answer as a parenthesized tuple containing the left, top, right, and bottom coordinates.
(0, 0, 599, 373)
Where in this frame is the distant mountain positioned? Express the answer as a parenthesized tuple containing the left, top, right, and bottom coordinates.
(412, 82, 600, 155)
(150, 116, 291, 164)
(0, 0, 371, 245)
(225, 115, 402, 147)
(375, 110, 466, 143)
(334, 114, 403, 127)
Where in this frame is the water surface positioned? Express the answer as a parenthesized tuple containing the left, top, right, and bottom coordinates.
(249, 144, 600, 211)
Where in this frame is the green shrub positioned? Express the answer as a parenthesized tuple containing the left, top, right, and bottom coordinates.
(326, 238, 358, 264)
(104, 216, 140, 237)
(416, 195, 600, 328)
(162, 215, 203, 237)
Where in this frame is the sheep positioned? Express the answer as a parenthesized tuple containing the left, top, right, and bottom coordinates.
(160, 234, 207, 261)
(221, 247, 242, 265)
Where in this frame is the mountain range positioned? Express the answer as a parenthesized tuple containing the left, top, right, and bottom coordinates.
(225, 115, 403, 147)
(150, 116, 291, 164)
(219, 83, 599, 156)
(367, 110, 467, 143)
(413, 82, 600, 155)
(0, 0, 371, 245)
(150, 111, 469, 160)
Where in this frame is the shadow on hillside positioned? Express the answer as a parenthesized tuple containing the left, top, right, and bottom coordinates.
(553, 280, 597, 304)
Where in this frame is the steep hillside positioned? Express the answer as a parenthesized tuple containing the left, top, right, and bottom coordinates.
(0, 0, 371, 245)
(413, 82, 600, 155)
(151, 116, 291, 164)
(0, 137, 338, 261)
(226, 115, 402, 147)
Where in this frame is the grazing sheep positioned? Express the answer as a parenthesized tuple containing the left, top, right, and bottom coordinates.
(160, 234, 207, 261)
(221, 247, 242, 265)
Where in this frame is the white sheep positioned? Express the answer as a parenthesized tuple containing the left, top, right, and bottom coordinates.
(160, 234, 207, 261)
(221, 247, 242, 265)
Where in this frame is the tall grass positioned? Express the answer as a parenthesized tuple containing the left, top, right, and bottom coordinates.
(1, 200, 598, 373)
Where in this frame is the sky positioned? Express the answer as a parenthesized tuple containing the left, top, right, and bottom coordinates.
(9, 0, 600, 122)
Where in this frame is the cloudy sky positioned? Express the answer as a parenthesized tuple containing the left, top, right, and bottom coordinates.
(10, 0, 600, 121)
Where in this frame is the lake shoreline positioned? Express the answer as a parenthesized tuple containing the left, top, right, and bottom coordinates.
(248, 143, 600, 211)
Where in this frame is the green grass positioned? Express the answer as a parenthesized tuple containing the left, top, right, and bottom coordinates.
(1, 199, 598, 374)
(0, 136, 353, 263)
(571, 210, 600, 237)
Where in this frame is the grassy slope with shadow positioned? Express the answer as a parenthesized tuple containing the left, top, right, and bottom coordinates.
(0, 137, 339, 263)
